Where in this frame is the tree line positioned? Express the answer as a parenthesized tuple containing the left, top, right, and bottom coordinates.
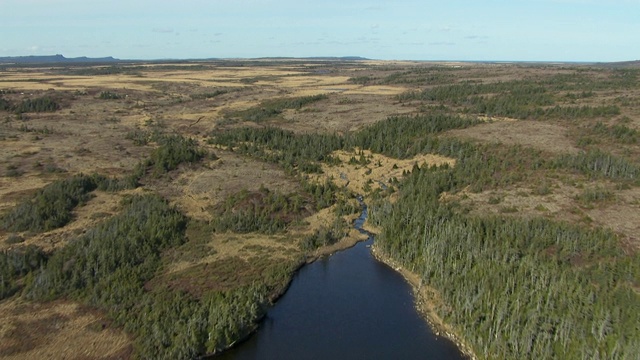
(397, 80, 621, 120)
(222, 94, 327, 123)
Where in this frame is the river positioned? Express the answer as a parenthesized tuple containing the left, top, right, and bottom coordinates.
(217, 203, 467, 359)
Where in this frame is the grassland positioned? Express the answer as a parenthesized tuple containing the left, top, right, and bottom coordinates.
(0, 60, 639, 359)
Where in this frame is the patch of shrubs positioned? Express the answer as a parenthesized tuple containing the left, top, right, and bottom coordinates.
(12, 96, 60, 113)
(98, 91, 123, 100)
(0, 174, 98, 233)
(0, 95, 61, 113)
(0, 245, 48, 300)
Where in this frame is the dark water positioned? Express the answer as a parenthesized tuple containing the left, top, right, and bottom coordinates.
(218, 205, 466, 360)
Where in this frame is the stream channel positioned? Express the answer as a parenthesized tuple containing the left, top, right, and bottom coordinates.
(217, 201, 467, 359)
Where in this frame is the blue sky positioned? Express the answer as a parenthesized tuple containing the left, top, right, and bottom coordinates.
(1, 0, 638, 61)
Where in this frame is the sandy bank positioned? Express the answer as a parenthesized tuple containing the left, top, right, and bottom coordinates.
(370, 244, 478, 360)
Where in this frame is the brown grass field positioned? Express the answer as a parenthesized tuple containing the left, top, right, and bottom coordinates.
(1, 60, 639, 357)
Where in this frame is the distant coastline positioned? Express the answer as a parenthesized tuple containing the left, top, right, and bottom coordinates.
(0, 54, 370, 65)
(0, 54, 637, 68)
(0, 54, 119, 64)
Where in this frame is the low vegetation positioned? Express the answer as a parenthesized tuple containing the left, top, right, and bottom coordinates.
(13, 96, 61, 113)
(144, 134, 208, 177)
(210, 126, 343, 173)
(0, 245, 47, 300)
(300, 219, 349, 252)
(210, 187, 311, 234)
(0, 95, 61, 114)
(98, 91, 124, 100)
(0, 174, 97, 232)
(222, 94, 327, 123)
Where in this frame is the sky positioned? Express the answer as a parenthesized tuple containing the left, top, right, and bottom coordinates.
(1, 0, 639, 62)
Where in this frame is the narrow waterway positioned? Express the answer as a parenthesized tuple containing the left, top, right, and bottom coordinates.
(218, 204, 467, 360)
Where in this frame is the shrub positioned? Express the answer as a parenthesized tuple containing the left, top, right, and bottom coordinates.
(14, 96, 60, 113)
(1, 174, 97, 232)
(0, 245, 47, 300)
(146, 135, 207, 177)
(98, 91, 123, 100)
(5, 234, 25, 244)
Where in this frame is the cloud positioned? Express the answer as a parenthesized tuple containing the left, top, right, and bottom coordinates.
(358, 36, 380, 41)
(465, 35, 489, 40)
(25, 45, 55, 54)
(152, 27, 174, 33)
(429, 42, 455, 46)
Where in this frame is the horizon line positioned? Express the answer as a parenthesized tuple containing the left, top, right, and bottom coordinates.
(0, 53, 638, 65)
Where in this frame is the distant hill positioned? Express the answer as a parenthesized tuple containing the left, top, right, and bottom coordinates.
(0, 54, 119, 64)
(599, 60, 640, 68)
(254, 56, 370, 61)
(0, 54, 370, 65)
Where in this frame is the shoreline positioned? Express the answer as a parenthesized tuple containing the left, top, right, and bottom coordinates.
(356, 201, 477, 359)
(370, 244, 478, 360)
(269, 207, 478, 360)
(207, 226, 369, 358)
(212, 204, 476, 359)
(305, 228, 369, 263)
